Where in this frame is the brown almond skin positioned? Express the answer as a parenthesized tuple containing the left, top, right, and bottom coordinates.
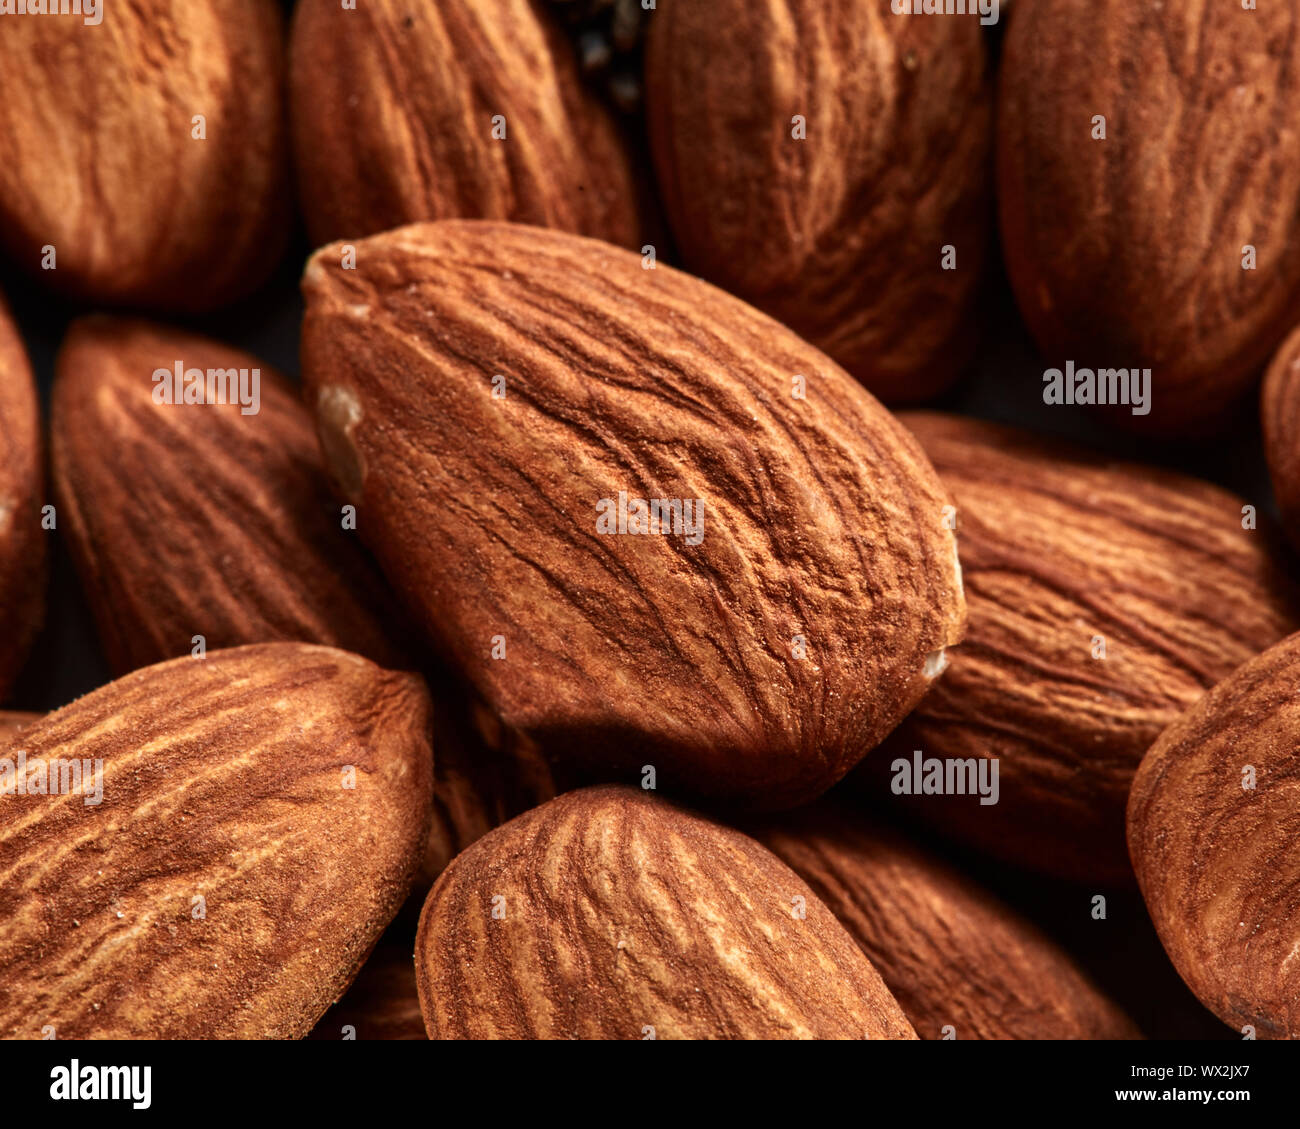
(416, 785, 916, 1039)
(300, 220, 966, 808)
(1129, 632, 1300, 1039)
(754, 808, 1140, 1040)
(1262, 326, 1300, 551)
(0, 292, 46, 701)
(645, 0, 991, 404)
(862, 412, 1300, 885)
(309, 932, 426, 1041)
(0, 1, 289, 312)
(289, 0, 642, 249)
(51, 317, 409, 676)
(998, 1, 1300, 434)
(0, 643, 433, 1040)
(0, 710, 40, 746)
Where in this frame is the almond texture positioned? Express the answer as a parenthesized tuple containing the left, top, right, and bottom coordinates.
(645, 0, 991, 403)
(0, 643, 432, 1039)
(754, 808, 1139, 1040)
(51, 317, 409, 675)
(0, 710, 40, 745)
(289, 0, 642, 248)
(864, 412, 1299, 884)
(0, 0, 289, 311)
(0, 291, 46, 702)
(1128, 632, 1300, 1039)
(1262, 325, 1300, 552)
(415, 785, 916, 1039)
(998, 0, 1300, 433)
(309, 931, 426, 1041)
(300, 221, 966, 807)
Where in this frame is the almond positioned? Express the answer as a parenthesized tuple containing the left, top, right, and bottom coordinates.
(51, 317, 409, 675)
(0, 1, 289, 312)
(415, 785, 916, 1039)
(998, 0, 1300, 433)
(309, 930, 426, 1041)
(0, 291, 46, 702)
(645, 0, 991, 403)
(300, 220, 966, 807)
(0, 711, 40, 745)
(0, 643, 432, 1040)
(754, 807, 1140, 1040)
(1262, 325, 1300, 552)
(1128, 631, 1300, 1039)
(863, 412, 1299, 884)
(289, 0, 642, 249)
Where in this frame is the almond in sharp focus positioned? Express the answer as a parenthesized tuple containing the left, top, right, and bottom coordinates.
(998, 0, 1300, 434)
(300, 220, 966, 808)
(753, 806, 1140, 1040)
(51, 316, 410, 676)
(415, 784, 916, 1040)
(0, 0, 289, 312)
(860, 412, 1299, 885)
(1128, 631, 1300, 1039)
(0, 643, 432, 1040)
(645, 0, 991, 404)
(289, 0, 642, 249)
(0, 290, 46, 703)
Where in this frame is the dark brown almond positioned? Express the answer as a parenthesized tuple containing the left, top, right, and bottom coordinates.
(51, 317, 409, 675)
(754, 808, 1140, 1040)
(1262, 326, 1300, 552)
(0, 643, 432, 1040)
(416, 785, 917, 1039)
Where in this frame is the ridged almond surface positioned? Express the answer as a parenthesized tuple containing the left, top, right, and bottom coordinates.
(289, 0, 642, 248)
(645, 0, 991, 403)
(863, 412, 1300, 884)
(416, 785, 916, 1039)
(998, 0, 1300, 434)
(1262, 326, 1300, 552)
(1129, 632, 1300, 1039)
(0, 292, 46, 701)
(755, 808, 1140, 1040)
(0, 1, 289, 311)
(0, 710, 40, 745)
(0, 643, 433, 1040)
(51, 317, 409, 676)
(300, 220, 966, 807)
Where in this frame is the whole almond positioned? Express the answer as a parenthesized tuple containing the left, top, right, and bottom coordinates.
(864, 412, 1299, 884)
(645, 0, 991, 403)
(0, 291, 46, 702)
(51, 317, 409, 675)
(289, 0, 642, 248)
(0, 643, 432, 1040)
(0, 1, 289, 312)
(415, 785, 916, 1039)
(754, 808, 1140, 1040)
(1128, 632, 1300, 1039)
(300, 221, 966, 807)
(1262, 325, 1300, 551)
(998, 1, 1300, 434)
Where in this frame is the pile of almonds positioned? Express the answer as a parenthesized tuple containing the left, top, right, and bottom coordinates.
(1, 0, 1298, 1042)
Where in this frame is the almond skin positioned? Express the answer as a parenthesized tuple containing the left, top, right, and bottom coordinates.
(0, 643, 432, 1040)
(309, 931, 426, 1041)
(754, 808, 1140, 1040)
(1262, 325, 1300, 552)
(1129, 632, 1300, 1039)
(289, 0, 642, 249)
(51, 317, 409, 675)
(415, 785, 916, 1039)
(998, 0, 1300, 434)
(300, 220, 966, 808)
(645, 0, 991, 403)
(0, 711, 40, 745)
(0, 1, 289, 312)
(0, 291, 46, 702)
(863, 412, 1300, 885)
